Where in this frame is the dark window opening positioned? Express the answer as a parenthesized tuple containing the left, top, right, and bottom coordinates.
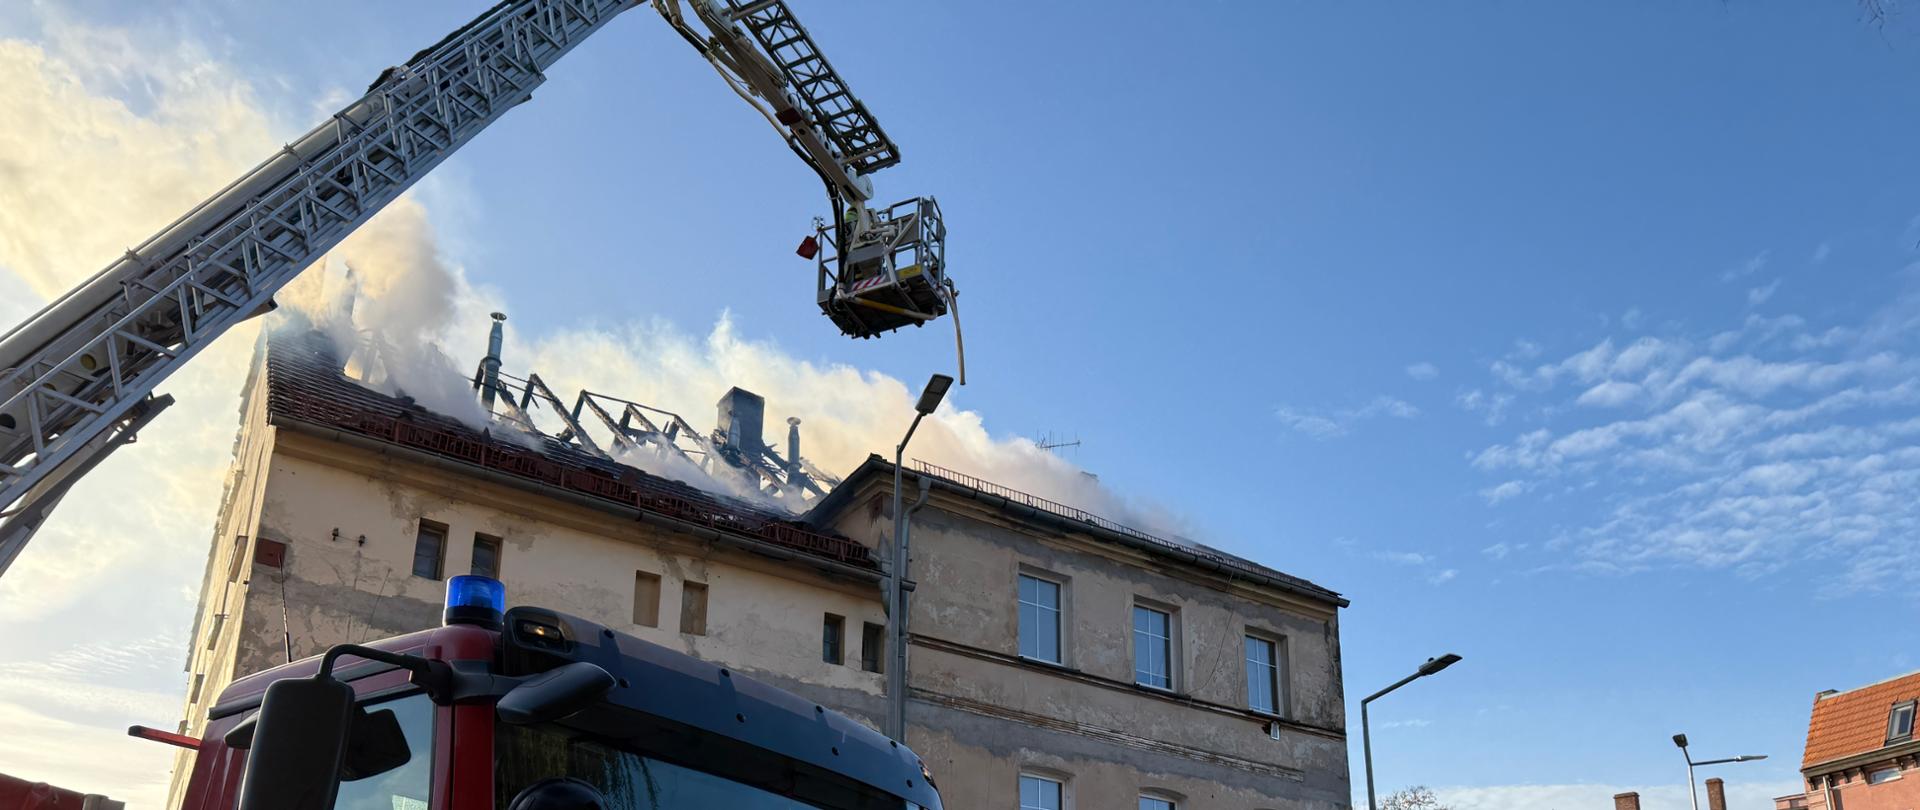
(822, 614, 844, 665)
(1891, 701, 1916, 743)
(471, 533, 502, 579)
(412, 520, 447, 580)
(861, 622, 885, 673)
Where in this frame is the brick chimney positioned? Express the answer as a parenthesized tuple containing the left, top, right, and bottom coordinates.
(1707, 778, 1727, 810)
(1614, 791, 1641, 810)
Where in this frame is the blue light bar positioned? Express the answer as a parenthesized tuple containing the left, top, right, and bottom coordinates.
(444, 574, 506, 630)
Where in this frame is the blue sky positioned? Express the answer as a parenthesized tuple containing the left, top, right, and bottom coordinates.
(3, 1, 1920, 806)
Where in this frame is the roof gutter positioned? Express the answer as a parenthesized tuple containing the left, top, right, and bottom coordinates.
(1802, 737, 1920, 778)
(900, 466, 1349, 608)
(271, 415, 882, 585)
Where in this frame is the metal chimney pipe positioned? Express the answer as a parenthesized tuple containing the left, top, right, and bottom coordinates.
(787, 417, 802, 476)
(480, 312, 506, 412)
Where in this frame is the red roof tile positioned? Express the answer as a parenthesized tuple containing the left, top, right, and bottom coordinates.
(1803, 670, 1920, 771)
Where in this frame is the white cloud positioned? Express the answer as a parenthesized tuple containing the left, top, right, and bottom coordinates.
(1466, 277, 1920, 589)
(1621, 307, 1645, 329)
(1427, 568, 1458, 584)
(1456, 388, 1514, 426)
(1748, 278, 1782, 305)
(1375, 550, 1432, 566)
(1576, 380, 1642, 408)
(1721, 249, 1769, 282)
(1406, 361, 1439, 381)
(1480, 480, 1527, 505)
(1275, 396, 1419, 440)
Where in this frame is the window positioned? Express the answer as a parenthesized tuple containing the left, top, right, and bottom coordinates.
(496, 722, 827, 809)
(1890, 701, 1916, 742)
(1140, 797, 1176, 810)
(1245, 634, 1283, 716)
(411, 520, 447, 580)
(1018, 574, 1062, 663)
(680, 581, 709, 635)
(332, 692, 434, 810)
(1867, 768, 1901, 785)
(861, 622, 885, 673)
(822, 614, 845, 665)
(632, 571, 661, 627)
(1133, 605, 1173, 690)
(471, 534, 502, 579)
(1019, 775, 1063, 810)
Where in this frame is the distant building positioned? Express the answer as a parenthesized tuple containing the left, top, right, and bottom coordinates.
(1779, 670, 1920, 810)
(168, 325, 1350, 809)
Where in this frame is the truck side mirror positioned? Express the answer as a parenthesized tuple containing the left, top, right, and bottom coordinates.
(237, 674, 355, 810)
(497, 662, 616, 725)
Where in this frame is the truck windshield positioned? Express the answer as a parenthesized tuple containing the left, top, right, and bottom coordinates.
(495, 722, 900, 810)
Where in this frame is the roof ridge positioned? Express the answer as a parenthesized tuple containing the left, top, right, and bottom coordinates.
(1818, 668, 1920, 701)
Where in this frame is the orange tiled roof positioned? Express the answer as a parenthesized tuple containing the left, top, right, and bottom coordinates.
(1803, 670, 1920, 771)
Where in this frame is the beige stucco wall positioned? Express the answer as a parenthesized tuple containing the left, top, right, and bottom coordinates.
(825, 478, 1351, 810)
(169, 401, 892, 803)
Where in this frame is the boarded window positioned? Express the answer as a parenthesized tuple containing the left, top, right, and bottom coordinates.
(632, 571, 661, 627)
(823, 614, 845, 665)
(680, 582, 708, 636)
(471, 534, 502, 579)
(861, 622, 885, 673)
(412, 521, 447, 580)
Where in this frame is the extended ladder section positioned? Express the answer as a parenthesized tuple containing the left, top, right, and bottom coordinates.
(670, 0, 958, 341)
(0, 0, 638, 574)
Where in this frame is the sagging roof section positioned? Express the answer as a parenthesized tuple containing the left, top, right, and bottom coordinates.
(1803, 669, 1920, 772)
(808, 455, 1347, 608)
(261, 327, 873, 570)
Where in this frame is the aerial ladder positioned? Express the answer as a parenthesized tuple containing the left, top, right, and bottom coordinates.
(0, 0, 954, 577)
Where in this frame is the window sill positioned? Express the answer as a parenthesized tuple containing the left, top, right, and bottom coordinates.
(1134, 681, 1178, 695)
(1020, 654, 1070, 670)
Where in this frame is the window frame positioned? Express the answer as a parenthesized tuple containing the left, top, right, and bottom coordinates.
(860, 621, 885, 673)
(822, 613, 845, 665)
(411, 519, 448, 580)
(1017, 571, 1067, 665)
(470, 532, 503, 579)
(1138, 793, 1179, 810)
(1243, 631, 1288, 718)
(1131, 601, 1177, 692)
(1867, 767, 1901, 785)
(1890, 700, 1917, 744)
(1018, 773, 1066, 810)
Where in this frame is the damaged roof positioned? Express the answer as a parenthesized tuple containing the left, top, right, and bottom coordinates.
(807, 455, 1346, 608)
(1802, 669, 1920, 772)
(261, 326, 874, 570)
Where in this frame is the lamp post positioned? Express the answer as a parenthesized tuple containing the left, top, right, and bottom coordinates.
(884, 373, 953, 741)
(1673, 733, 1767, 810)
(1362, 653, 1462, 810)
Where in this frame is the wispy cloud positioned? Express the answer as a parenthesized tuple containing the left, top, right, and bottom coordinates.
(1406, 361, 1439, 381)
(1813, 241, 1832, 264)
(1466, 278, 1920, 591)
(1275, 396, 1420, 439)
(1431, 780, 1801, 810)
(1748, 277, 1782, 305)
(1721, 249, 1770, 282)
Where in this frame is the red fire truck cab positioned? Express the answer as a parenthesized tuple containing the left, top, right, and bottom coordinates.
(159, 576, 941, 810)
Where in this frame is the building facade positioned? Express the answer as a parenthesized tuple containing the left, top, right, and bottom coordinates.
(810, 459, 1352, 810)
(168, 326, 1349, 809)
(1779, 670, 1920, 810)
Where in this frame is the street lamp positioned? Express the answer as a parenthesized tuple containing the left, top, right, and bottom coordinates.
(1673, 733, 1767, 810)
(1363, 653, 1462, 810)
(884, 373, 953, 741)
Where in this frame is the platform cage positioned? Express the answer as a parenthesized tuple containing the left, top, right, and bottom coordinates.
(817, 196, 949, 338)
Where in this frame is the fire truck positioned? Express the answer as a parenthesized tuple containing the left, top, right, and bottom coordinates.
(130, 575, 942, 809)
